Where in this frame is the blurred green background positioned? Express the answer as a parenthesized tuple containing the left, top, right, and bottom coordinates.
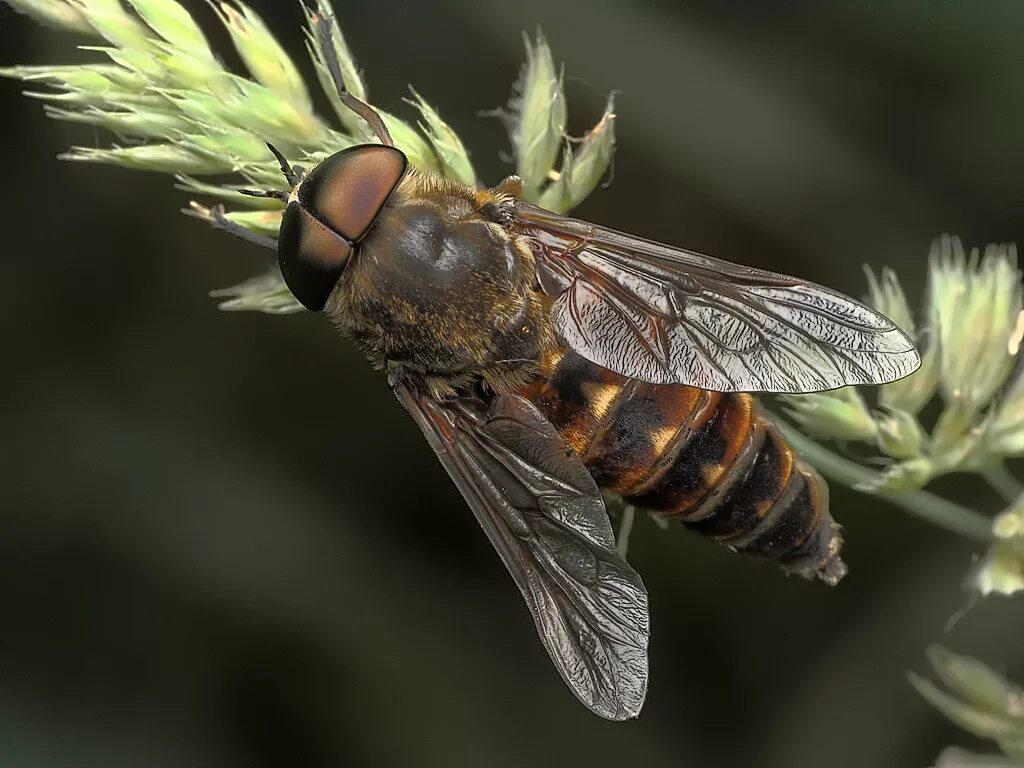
(1, 1, 1022, 766)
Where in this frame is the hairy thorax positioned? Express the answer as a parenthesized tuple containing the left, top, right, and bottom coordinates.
(324, 172, 553, 394)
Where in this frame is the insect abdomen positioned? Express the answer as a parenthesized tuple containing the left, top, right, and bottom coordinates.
(516, 348, 846, 585)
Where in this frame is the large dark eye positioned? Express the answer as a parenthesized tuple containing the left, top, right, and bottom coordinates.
(278, 202, 353, 311)
(298, 144, 408, 242)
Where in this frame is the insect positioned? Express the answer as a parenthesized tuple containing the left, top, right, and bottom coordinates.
(213, 17, 921, 721)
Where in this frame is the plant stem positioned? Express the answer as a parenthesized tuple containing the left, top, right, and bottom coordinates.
(617, 505, 635, 560)
(772, 417, 993, 543)
(980, 463, 1024, 503)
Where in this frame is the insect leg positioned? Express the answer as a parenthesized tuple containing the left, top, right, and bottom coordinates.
(494, 175, 524, 199)
(239, 188, 289, 203)
(187, 203, 278, 250)
(310, 12, 394, 147)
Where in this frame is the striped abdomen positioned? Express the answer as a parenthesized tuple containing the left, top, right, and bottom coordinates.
(515, 348, 846, 585)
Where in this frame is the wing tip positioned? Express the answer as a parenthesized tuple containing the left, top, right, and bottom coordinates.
(866, 344, 923, 386)
(590, 691, 647, 721)
(763, 343, 922, 394)
(606, 707, 644, 722)
(810, 328, 923, 392)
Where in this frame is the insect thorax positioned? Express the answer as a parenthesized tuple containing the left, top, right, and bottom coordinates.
(325, 183, 550, 389)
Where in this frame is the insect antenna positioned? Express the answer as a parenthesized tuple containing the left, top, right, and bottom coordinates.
(266, 142, 303, 188)
(310, 12, 394, 147)
(237, 145, 297, 203)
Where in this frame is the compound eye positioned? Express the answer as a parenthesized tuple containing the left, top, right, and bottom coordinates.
(298, 144, 408, 242)
(278, 201, 353, 311)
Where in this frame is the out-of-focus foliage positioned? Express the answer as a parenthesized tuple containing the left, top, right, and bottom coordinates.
(781, 237, 1024, 599)
(778, 238, 1024, 762)
(912, 647, 1024, 765)
(783, 236, 1024, 496)
(973, 499, 1024, 598)
(510, 31, 564, 198)
(933, 747, 1021, 767)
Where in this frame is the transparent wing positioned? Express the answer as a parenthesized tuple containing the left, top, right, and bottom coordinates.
(394, 385, 649, 720)
(515, 203, 920, 393)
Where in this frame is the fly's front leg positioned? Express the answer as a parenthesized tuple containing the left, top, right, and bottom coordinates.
(310, 12, 393, 147)
(479, 175, 524, 229)
(494, 175, 523, 199)
(186, 203, 278, 250)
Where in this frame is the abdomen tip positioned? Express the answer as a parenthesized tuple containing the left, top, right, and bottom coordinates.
(817, 554, 848, 586)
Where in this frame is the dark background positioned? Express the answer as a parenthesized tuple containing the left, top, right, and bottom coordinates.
(2, 1, 1023, 766)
